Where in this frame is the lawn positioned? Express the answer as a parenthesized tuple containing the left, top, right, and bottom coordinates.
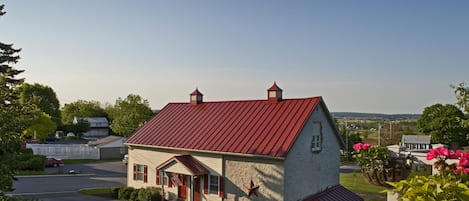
(79, 187, 117, 198)
(340, 172, 386, 201)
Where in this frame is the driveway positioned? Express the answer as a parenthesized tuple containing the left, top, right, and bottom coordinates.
(6, 161, 127, 201)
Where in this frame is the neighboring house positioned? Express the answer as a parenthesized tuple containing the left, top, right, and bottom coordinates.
(401, 135, 432, 151)
(73, 117, 109, 138)
(125, 83, 362, 201)
(88, 135, 128, 159)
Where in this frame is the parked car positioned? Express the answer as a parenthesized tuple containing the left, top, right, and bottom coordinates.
(45, 157, 64, 167)
(122, 154, 128, 165)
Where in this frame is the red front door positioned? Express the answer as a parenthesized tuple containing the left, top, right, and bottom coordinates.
(178, 175, 187, 200)
(194, 177, 201, 201)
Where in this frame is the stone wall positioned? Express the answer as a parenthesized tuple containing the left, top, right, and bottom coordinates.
(224, 156, 284, 201)
(284, 102, 341, 200)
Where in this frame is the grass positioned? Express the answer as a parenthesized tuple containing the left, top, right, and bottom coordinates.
(63, 158, 121, 164)
(15, 170, 51, 176)
(340, 172, 386, 201)
(79, 187, 117, 198)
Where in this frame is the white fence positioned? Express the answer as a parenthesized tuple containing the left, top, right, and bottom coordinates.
(26, 144, 100, 159)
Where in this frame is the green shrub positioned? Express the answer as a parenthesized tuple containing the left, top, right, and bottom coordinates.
(137, 187, 161, 201)
(110, 187, 120, 199)
(118, 187, 134, 200)
(129, 189, 138, 201)
(15, 153, 45, 171)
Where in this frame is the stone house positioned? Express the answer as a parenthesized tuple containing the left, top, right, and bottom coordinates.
(125, 83, 362, 201)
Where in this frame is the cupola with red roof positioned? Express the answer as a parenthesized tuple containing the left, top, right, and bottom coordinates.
(190, 88, 203, 105)
(267, 82, 283, 103)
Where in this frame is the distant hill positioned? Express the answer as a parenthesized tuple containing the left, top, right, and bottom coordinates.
(331, 112, 421, 120)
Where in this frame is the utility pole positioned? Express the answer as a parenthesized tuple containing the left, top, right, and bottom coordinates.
(378, 124, 381, 146)
(345, 120, 348, 159)
(389, 121, 393, 143)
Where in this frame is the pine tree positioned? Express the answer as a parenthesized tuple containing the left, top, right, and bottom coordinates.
(0, 4, 31, 195)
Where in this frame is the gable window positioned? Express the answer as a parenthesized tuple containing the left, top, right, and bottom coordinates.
(209, 175, 219, 194)
(311, 122, 322, 152)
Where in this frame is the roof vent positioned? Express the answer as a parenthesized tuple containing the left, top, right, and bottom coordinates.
(190, 88, 203, 105)
(267, 82, 282, 103)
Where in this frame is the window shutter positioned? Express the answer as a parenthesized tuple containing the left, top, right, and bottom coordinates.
(203, 174, 208, 194)
(133, 164, 137, 180)
(219, 176, 224, 197)
(143, 165, 148, 183)
(156, 169, 160, 185)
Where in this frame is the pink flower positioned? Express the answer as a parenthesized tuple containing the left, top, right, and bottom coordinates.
(426, 150, 436, 160)
(362, 143, 371, 150)
(460, 157, 469, 168)
(463, 168, 469, 174)
(353, 143, 363, 151)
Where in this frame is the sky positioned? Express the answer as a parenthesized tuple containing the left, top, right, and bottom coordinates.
(2, 1, 468, 114)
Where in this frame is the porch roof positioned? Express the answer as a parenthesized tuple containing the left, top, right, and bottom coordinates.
(156, 155, 209, 175)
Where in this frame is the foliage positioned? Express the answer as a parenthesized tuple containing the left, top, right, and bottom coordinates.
(23, 111, 57, 140)
(352, 143, 389, 171)
(451, 82, 469, 114)
(15, 150, 45, 171)
(115, 186, 162, 201)
(387, 146, 469, 200)
(417, 104, 468, 148)
(61, 100, 107, 125)
(0, 4, 35, 195)
(118, 187, 135, 200)
(108, 94, 154, 137)
(17, 83, 61, 125)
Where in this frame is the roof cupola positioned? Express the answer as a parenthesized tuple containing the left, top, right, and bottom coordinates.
(190, 88, 203, 105)
(267, 82, 283, 103)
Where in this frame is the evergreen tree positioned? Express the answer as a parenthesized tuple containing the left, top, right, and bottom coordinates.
(0, 4, 33, 195)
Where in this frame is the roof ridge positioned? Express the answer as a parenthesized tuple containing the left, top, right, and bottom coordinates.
(167, 96, 321, 105)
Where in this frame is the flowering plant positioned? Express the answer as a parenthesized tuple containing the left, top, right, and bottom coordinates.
(352, 143, 389, 171)
(426, 146, 469, 175)
(386, 146, 469, 200)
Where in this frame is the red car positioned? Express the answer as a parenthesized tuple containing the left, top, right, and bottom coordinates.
(45, 157, 64, 167)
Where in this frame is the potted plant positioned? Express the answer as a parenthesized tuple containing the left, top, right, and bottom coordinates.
(352, 143, 412, 186)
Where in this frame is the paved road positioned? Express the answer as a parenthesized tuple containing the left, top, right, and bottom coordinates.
(6, 161, 127, 201)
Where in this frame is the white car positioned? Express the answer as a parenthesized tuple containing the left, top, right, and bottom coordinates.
(122, 154, 128, 165)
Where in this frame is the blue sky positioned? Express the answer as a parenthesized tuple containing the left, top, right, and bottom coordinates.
(2, 1, 468, 113)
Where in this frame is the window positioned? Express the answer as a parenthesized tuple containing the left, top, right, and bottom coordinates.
(311, 122, 322, 152)
(209, 175, 219, 194)
(136, 164, 144, 181)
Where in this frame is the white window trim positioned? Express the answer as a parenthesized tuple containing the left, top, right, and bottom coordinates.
(208, 175, 219, 195)
(136, 164, 144, 181)
(311, 122, 322, 152)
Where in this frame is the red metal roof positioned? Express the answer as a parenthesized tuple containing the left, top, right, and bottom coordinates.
(126, 97, 321, 158)
(301, 185, 363, 201)
(156, 155, 209, 175)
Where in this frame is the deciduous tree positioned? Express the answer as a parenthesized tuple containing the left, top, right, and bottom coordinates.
(417, 104, 468, 148)
(17, 83, 61, 125)
(108, 94, 154, 137)
(61, 100, 107, 125)
(23, 111, 57, 140)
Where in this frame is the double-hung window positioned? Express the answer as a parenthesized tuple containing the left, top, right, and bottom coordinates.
(209, 175, 219, 194)
(136, 164, 144, 181)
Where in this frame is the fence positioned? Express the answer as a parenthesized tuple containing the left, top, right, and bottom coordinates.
(26, 143, 100, 159)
